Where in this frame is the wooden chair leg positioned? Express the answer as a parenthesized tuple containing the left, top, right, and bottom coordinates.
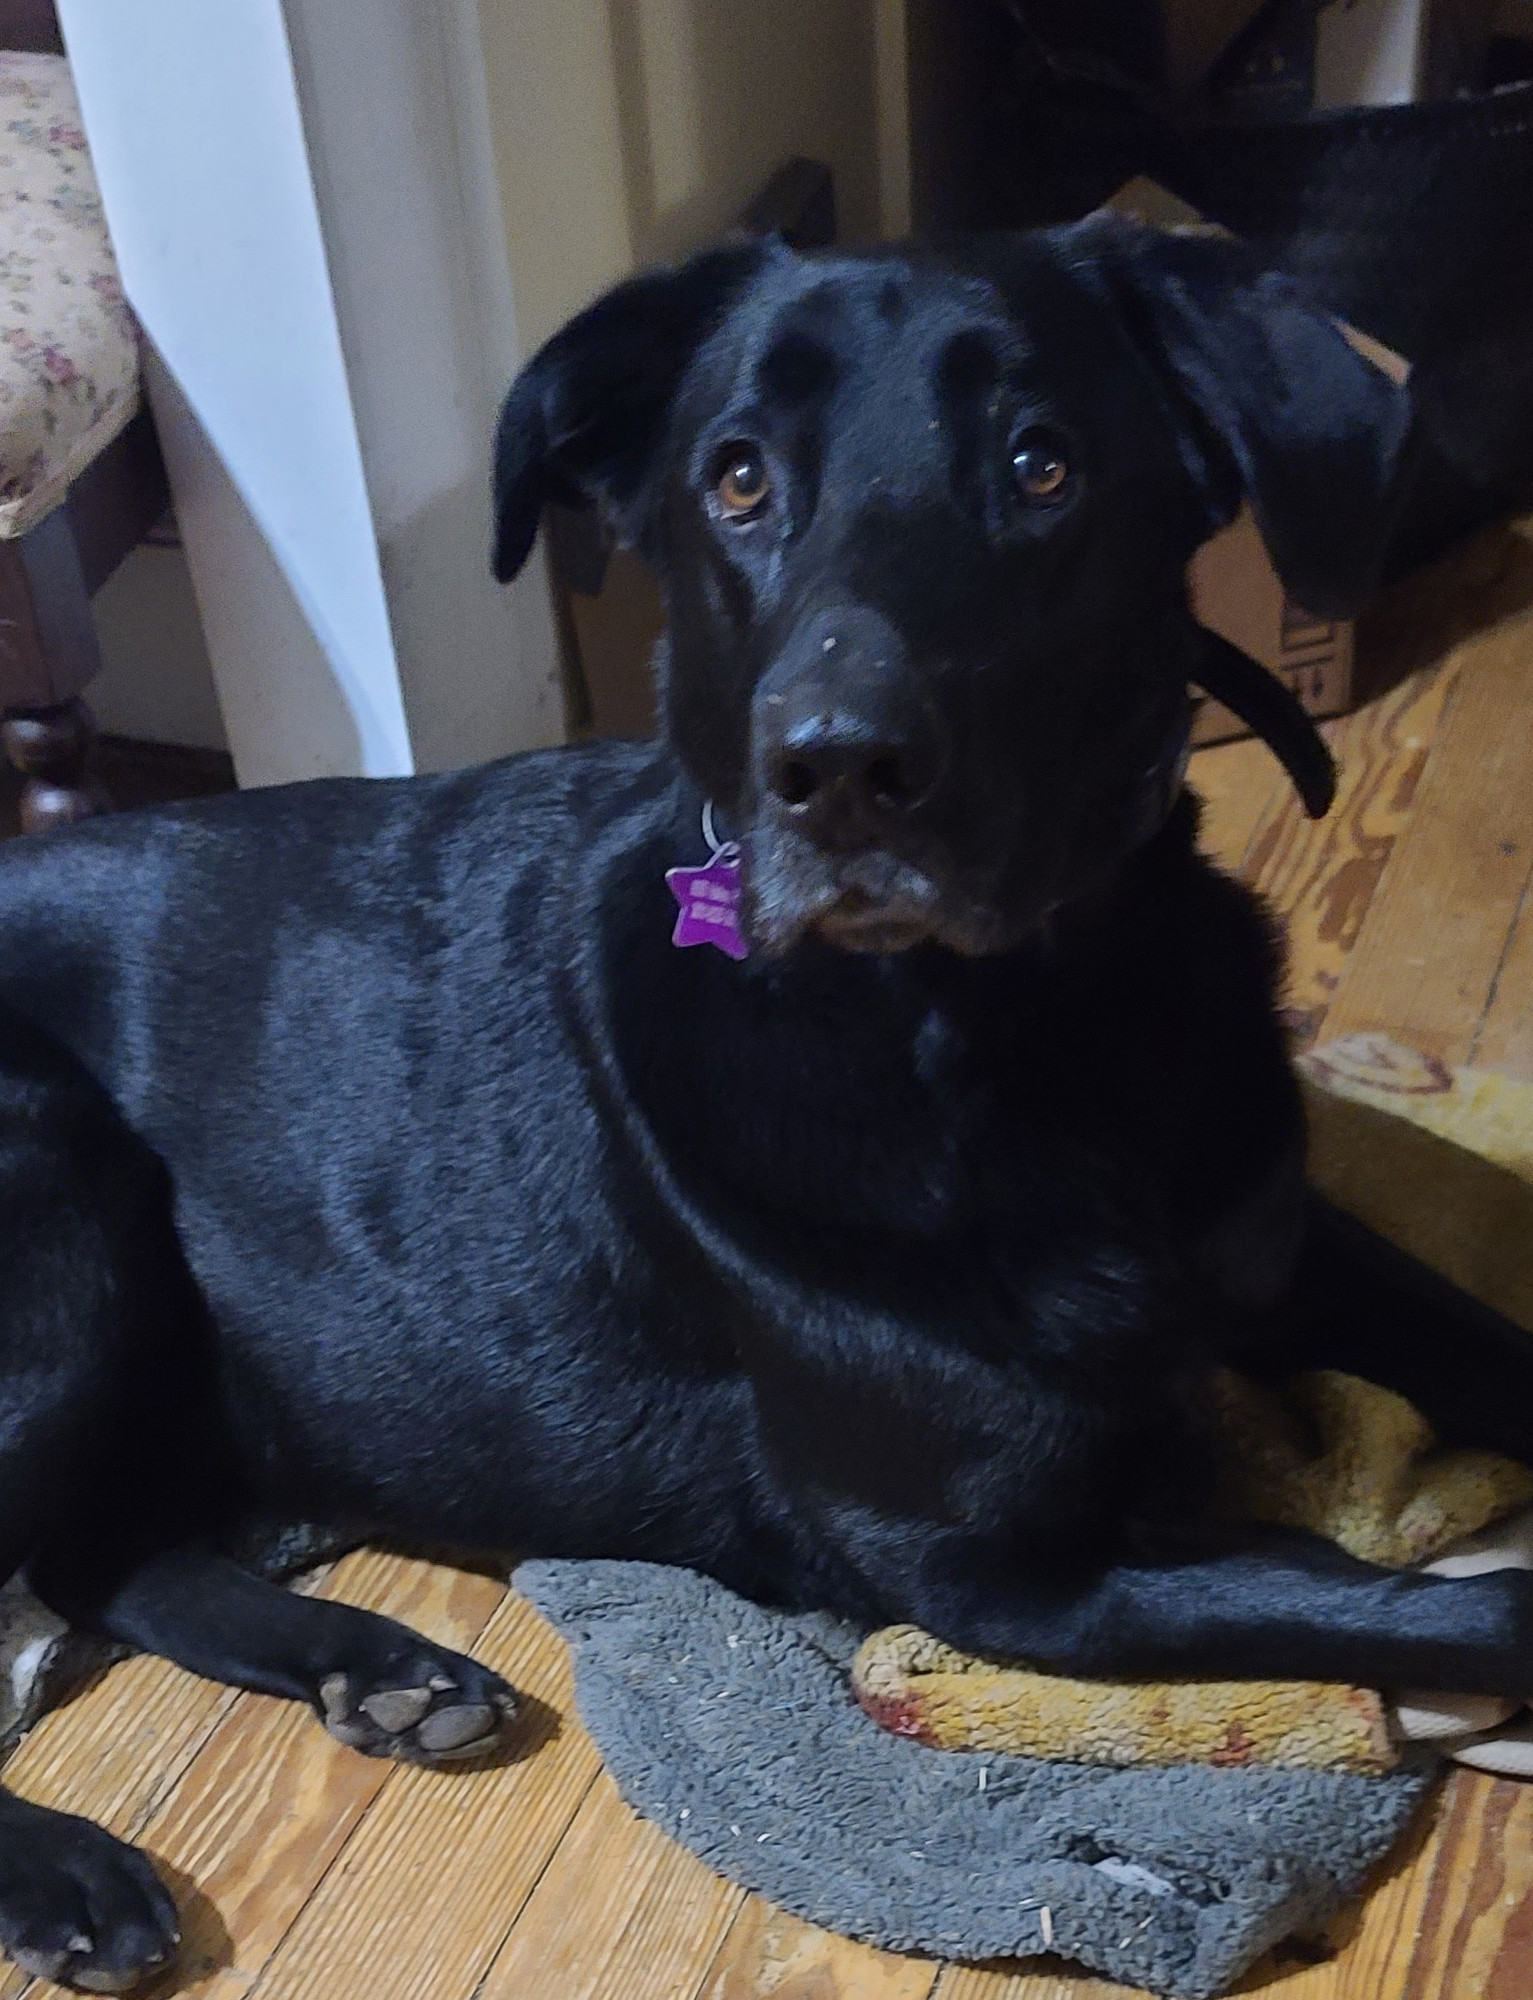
(0, 415, 170, 832)
(1, 699, 110, 834)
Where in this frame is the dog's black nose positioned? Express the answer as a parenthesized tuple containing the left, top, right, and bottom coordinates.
(767, 716, 932, 818)
(757, 608, 944, 851)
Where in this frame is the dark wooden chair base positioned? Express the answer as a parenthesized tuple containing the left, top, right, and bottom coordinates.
(0, 408, 169, 832)
(1, 699, 109, 833)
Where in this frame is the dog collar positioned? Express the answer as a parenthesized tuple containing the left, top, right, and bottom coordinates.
(1190, 627, 1337, 819)
(665, 803, 749, 960)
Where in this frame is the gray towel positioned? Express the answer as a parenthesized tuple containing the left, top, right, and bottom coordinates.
(516, 1557, 1436, 2000)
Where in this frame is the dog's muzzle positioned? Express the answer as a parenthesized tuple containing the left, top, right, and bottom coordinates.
(754, 605, 948, 855)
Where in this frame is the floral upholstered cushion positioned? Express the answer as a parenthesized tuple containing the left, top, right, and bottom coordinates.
(0, 50, 138, 540)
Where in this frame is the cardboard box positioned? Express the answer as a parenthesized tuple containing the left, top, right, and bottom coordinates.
(1187, 510, 1354, 745)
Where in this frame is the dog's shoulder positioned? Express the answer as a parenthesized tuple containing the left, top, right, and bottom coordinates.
(0, 735, 672, 915)
(0, 736, 679, 1105)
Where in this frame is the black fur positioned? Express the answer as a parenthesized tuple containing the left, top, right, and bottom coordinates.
(0, 219, 1525, 1990)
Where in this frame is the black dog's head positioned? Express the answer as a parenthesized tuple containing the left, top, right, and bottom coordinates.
(493, 218, 1412, 957)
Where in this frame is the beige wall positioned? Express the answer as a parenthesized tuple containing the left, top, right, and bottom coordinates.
(89, 541, 229, 753)
(477, 0, 885, 352)
(95, 2, 897, 751)
(475, 0, 894, 737)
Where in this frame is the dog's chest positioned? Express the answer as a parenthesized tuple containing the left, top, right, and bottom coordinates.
(652, 954, 1176, 1278)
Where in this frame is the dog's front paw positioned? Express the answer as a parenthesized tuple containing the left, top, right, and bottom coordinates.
(316, 1643, 518, 1765)
(0, 1799, 179, 1993)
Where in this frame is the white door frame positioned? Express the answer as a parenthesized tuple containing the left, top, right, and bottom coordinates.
(56, 0, 563, 787)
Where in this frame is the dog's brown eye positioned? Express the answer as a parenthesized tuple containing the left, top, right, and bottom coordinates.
(713, 445, 771, 520)
(1011, 432, 1070, 502)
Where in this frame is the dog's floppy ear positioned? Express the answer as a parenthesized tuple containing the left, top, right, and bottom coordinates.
(1076, 216, 1415, 620)
(492, 238, 776, 583)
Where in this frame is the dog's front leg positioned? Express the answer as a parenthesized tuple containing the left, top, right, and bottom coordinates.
(35, 1547, 520, 1767)
(895, 1524, 1533, 1696)
(0, 1788, 180, 1993)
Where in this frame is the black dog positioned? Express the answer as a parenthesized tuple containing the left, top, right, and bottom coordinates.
(0, 216, 1530, 1993)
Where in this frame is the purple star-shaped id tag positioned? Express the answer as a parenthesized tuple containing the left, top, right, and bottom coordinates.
(666, 804, 750, 961)
(665, 850, 748, 960)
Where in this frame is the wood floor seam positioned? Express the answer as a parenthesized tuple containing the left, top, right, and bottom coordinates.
(1469, 847, 1533, 1068)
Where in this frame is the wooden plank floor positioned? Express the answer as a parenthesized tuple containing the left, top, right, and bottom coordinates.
(7, 520, 1533, 2000)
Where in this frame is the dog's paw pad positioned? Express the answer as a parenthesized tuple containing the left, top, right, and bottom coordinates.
(414, 1702, 503, 1757)
(0, 1811, 179, 1993)
(316, 1655, 518, 1765)
(7, 1905, 177, 1992)
(358, 1687, 433, 1734)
